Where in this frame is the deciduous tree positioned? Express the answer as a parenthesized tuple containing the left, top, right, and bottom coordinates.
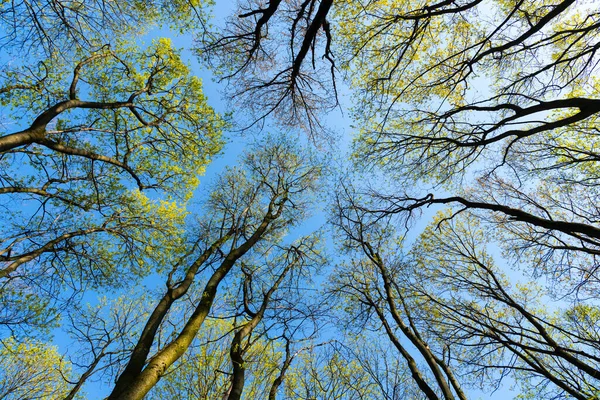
(0, 39, 224, 332)
(0, 336, 71, 399)
(107, 138, 322, 399)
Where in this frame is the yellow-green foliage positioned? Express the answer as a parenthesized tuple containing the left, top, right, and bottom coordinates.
(2, 36, 225, 197)
(0, 36, 225, 288)
(336, 0, 600, 186)
(0, 0, 215, 55)
(0, 337, 72, 399)
(149, 318, 281, 399)
(285, 347, 377, 399)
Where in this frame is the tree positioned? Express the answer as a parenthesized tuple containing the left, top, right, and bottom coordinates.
(0, 38, 224, 333)
(148, 319, 280, 400)
(106, 138, 322, 399)
(4, 1, 600, 399)
(282, 341, 379, 400)
(338, 0, 600, 179)
(208, 0, 600, 382)
(0, 2, 343, 399)
(331, 185, 466, 400)
(0, 336, 71, 399)
(225, 234, 324, 400)
(206, 0, 600, 295)
(359, 182, 600, 297)
(206, 1, 600, 153)
(149, 234, 325, 400)
(206, 0, 600, 289)
(0, 0, 213, 56)
(340, 337, 423, 400)
(332, 183, 600, 399)
(406, 210, 600, 399)
(201, 0, 337, 136)
(61, 292, 155, 400)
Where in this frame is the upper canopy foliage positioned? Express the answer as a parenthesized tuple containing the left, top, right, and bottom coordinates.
(0, 0, 213, 56)
(0, 0, 224, 335)
(204, 0, 600, 292)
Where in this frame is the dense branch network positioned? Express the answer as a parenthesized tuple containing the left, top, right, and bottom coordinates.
(202, 0, 337, 136)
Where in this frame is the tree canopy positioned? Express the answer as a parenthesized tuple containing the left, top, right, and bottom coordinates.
(0, 3, 224, 336)
(2, 1, 600, 399)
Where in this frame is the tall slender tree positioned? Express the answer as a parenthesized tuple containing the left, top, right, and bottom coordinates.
(108, 138, 322, 399)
